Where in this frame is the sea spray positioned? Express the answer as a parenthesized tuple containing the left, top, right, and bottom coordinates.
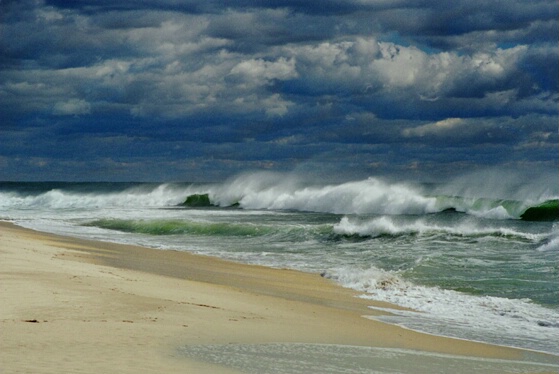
(432, 168, 558, 203)
(0, 183, 190, 209)
(208, 173, 439, 215)
(5, 173, 552, 220)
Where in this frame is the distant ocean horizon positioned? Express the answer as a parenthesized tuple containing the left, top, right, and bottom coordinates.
(1, 172, 557, 355)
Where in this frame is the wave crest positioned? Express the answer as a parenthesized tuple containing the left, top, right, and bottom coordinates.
(209, 173, 438, 215)
(1, 175, 556, 221)
(333, 216, 546, 241)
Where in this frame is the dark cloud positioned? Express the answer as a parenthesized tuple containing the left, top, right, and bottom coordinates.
(0, 0, 557, 181)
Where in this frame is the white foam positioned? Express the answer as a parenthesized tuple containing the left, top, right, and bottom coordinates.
(0, 184, 191, 209)
(332, 215, 545, 241)
(537, 228, 559, 252)
(209, 173, 438, 215)
(326, 266, 559, 355)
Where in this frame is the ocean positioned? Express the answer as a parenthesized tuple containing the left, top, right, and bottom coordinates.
(1, 172, 557, 355)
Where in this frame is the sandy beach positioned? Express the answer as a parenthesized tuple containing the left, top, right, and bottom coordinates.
(1, 221, 557, 373)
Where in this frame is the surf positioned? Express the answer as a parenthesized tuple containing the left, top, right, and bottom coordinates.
(1, 177, 557, 355)
(331, 215, 548, 240)
(2, 175, 556, 221)
(177, 172, 558, 221)
(0, 182, 190, 209)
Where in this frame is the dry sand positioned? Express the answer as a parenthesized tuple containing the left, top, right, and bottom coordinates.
(1, 221, 557, 373)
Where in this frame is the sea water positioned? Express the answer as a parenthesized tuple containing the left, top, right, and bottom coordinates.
(178, 343, 559, 374)
(0, 172, 557, 356)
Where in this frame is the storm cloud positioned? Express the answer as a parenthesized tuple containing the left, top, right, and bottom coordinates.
(1, 0, 557, 181)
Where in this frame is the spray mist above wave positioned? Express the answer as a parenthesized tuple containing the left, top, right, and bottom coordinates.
(431, 168, 558, 202)
(0, 183, 189, 209)
(1, 172, 556, 220)
(207, 173, 439, 215)
(199, 172, 557, 220)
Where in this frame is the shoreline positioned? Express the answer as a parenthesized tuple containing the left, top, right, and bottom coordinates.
(1, 221, 557, 373)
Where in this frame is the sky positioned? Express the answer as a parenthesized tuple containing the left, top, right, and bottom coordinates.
(1, 0, 558, 182)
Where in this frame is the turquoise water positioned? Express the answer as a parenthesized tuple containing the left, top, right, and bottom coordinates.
(1, 172, 557, 355)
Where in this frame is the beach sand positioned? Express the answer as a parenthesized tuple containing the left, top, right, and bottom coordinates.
(1, 221, 557, 373)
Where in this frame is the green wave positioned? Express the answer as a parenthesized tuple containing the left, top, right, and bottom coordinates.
(181, 193, 239, 208)
(181, 193, 213, 207)
(85, 219, 276, 237)
(520, 199, 559, 221)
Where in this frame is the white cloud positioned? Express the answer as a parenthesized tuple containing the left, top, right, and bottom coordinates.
(402, 118, 465, 137)
(262, 93, 293, 116)
(290, 41, 364, 88)
(287, 39, 530, 100)
(2, 0, 545, 123)
(53, 99, 91, 116)
(229, 57, 298, 86)
(372, 43, 429, 88)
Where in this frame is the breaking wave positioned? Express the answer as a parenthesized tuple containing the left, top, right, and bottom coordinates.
(333, 216, 548, 241)
(1, 173, 556, 220)
(200, 173, 557, 220)
(207, 174, 439, 215)
(0, 183, 187, 209)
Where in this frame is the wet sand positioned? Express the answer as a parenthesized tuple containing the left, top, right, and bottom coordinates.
(1, 221, 557, 373)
